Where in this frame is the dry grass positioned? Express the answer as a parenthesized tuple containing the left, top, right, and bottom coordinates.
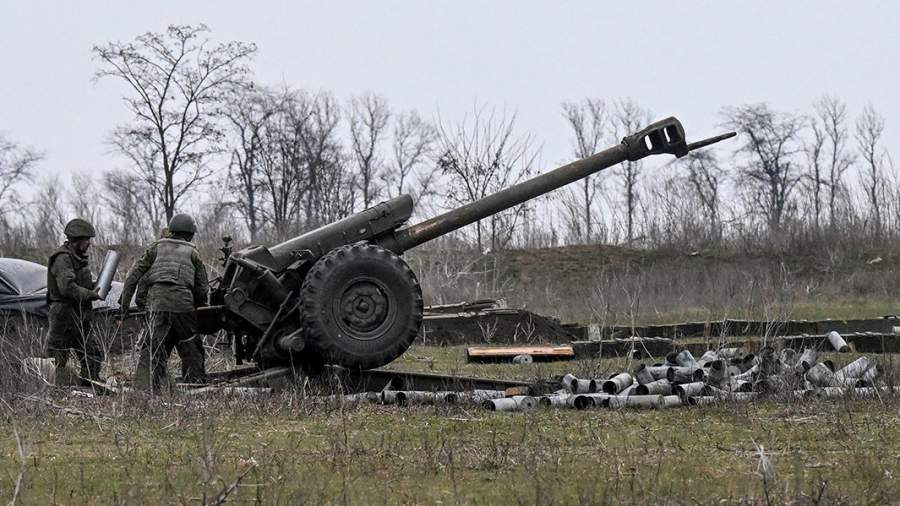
(1, 390, 898, 504)
(3, 243, 900, 503)
(409, 245, 900, 325)
(1, 345, 899, 504)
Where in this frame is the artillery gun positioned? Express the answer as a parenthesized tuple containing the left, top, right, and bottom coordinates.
(207, 117, 734, 371)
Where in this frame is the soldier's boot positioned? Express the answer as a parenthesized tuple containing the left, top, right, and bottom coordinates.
(133, 346, 155, 391)
(177, 336, 207, 384)
(81, 339, 105, 384)
(66, 334, 103, 387)
(79, 355, 105, 387)
(134, 343, 173, 393)
(47, 350, 76, 386)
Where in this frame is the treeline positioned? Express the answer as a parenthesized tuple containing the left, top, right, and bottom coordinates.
(0, 25, 896, 257)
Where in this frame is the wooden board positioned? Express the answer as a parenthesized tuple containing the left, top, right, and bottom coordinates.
(466, 345, 575, 363)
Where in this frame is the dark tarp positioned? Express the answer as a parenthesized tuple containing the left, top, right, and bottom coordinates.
(0, 258, 46, 297)
(0, 258, 129, 318)
(0, 258, 47, 317)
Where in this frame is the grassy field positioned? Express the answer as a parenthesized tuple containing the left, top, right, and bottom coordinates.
(2, 346, 900, 504)
(2, 398, 899, 504)
(634, 297, 900, 326)
(410, 244, 900, 325)
(6, 241, 900, 503)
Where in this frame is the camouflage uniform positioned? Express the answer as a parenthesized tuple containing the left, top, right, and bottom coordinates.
(120, 235, 209, 391)
(46, 243, 103, 383)
(134, 276, 206, 382)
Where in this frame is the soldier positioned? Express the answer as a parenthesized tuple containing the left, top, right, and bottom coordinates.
(46, 218, 104, 385)
(119, 214, 209, 391)
(133, 226, 205, 383)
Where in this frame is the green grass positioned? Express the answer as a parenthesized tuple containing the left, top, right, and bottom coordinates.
(1, 395, 898, 504)
(383, 344, 620, 381)
(3, 346, 900, 504)
(615, 297, 900, 326)
(5, 246, 900, 503)
(789, 297, 900, 321)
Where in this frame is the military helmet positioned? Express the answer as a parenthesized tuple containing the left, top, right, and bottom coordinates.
(64, 218, 96, 239)
(168, 213, 197, 234)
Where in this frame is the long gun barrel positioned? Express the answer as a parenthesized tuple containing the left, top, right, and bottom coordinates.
(393, 117, 734, 251)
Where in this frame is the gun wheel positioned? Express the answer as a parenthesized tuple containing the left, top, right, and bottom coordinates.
(300, 243, 423, 369)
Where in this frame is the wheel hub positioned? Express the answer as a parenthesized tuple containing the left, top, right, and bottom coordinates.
(337, 279, 392, 338)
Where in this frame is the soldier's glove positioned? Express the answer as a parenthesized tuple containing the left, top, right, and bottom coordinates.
(89, 287, 103, 301)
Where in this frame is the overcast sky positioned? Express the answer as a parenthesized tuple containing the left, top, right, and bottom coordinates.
(1, 1, 897, 184)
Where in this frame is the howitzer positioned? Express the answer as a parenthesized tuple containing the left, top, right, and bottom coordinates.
(207, 117, 734, 370)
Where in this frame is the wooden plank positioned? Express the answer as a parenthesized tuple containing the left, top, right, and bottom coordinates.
(465, 345, 575, 363)
(466, 345, 574, 358)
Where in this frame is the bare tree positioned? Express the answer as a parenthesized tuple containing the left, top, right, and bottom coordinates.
(224, 86, 277, 241)
(254, 89, 351, 237)
(194, 183, 240, 251)
(0, 134, 41, 218)
(680, 150, 724, 241)
(855, 104, 888, 237)
(801, 118, 826, 232)
(722, 103, 804, 233)
(102, 169, 160, 244)
(348, 93, 389, 209)
(255, 88, 311, 238)
(383, 111, 438, 226)
(383, 110, 437, 203)
(93, 24, 256, 222)
(814, 96, 854, 228)
(31, 177, 67, 247)
(644, 174, 699, 249)
(560, 98, 607, 243)
(611, 98, 652, 244)
(436, 106, 537, 251)
(257, 88, 307, 238)
(314, 153, 356, 223)
(68, 173, 103, 240)
(298, 92, 346, 227)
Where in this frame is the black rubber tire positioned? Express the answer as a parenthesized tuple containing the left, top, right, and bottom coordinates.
(300, 243, 423, 370)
